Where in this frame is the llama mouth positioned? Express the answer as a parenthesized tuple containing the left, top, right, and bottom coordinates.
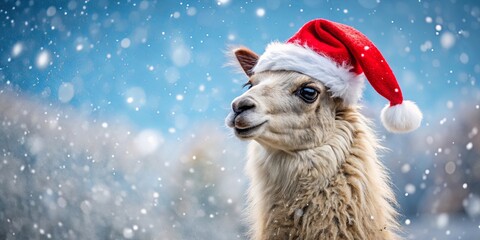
(235, 121, 267, 137)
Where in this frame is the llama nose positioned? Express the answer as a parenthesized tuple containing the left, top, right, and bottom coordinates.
(232, 97, 256, 114)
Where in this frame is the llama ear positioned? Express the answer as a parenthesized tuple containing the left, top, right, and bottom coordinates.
(234, 48, 259, 77)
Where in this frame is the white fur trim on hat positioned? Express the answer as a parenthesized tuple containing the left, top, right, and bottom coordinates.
(252, 42, 365, 105)
(380, 100, 422, 133)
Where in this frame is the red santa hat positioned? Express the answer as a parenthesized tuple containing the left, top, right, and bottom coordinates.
(253, 19, 422, 133)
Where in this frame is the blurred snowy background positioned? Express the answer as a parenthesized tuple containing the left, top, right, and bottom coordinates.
(0, 0, 479, 239)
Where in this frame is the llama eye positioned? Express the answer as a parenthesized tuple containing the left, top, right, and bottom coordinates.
(297, 86, 319, 103)
(243, 82, 253, 90)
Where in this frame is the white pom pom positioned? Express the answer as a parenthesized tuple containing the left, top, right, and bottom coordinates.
(380, 100, 422, 133)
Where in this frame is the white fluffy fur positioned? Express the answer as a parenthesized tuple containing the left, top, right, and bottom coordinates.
(252, 42, 365, 105)
(380, 100, 422, 133)
(226, 71, 401, 239)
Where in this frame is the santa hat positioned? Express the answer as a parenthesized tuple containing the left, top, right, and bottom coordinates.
(253, 19, 422, 133)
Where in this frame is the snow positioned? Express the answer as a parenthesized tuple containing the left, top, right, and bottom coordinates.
(125, 87, 146, 109)
(420, 40, 432, 52)
(445, 100, 454, 109)
(75, 44, 84, 51)
(164, 67, 180, 83)
(121, 38, 131, 48)
(466, 142, 473, 150)
(440, 31, 456, 49)
(12, 42, 23, 57)
(58, 82, 75, 103)
(172, 11, 181, 19)
(171, 45, 191, 67)
(401, 163, 411, 173)
(459, 53, 469, 64)
(256, 8, 266, 17)
(445, 161, 456, 174)
(123, 228, 134, 239)
(464, 195, 480, 218)
(46, 6, 56, 17)
(36, 50, 51, 69)
(217, 0, 231, 6)
(0, 0, 479, 239)
(358, 0, 379, 9)
(437, 213, 449, 229)
(139, 1, 149, 10)
(187, 7, 197, 16)
(134, 129, 164, 156)
(405, 184, 416, 194)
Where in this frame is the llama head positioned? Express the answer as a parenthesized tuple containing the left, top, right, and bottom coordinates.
(226, 47, 339, 152)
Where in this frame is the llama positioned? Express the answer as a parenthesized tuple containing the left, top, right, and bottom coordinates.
(225, 19, 422, 240)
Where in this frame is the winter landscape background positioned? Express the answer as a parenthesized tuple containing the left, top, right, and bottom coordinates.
(0, 0, 479, 239)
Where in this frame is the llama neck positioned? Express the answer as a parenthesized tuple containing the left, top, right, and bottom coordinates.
(246, 109, 399, 239)
(247, 110, 355, 196)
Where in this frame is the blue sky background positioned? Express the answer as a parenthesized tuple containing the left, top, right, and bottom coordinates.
(1, 0, 479, 239)
(1, 0, 478, 133)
